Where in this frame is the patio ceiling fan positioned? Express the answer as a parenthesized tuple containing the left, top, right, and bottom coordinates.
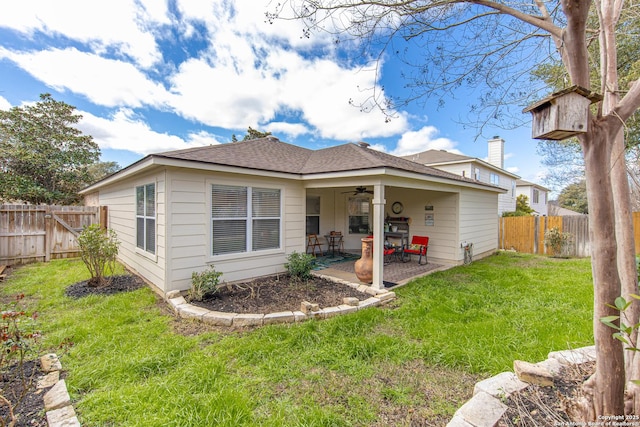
(342, 186, 374, 195)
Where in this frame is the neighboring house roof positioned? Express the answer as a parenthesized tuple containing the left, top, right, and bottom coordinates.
(516, 179, 550, 192)
(81, 137, 505, 194)
(548, 204, 585, 216)
(402, 149, 520, 179)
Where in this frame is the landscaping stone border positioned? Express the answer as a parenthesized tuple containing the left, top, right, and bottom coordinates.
(446, 345, 596, 427)
(164, 272, 396, 328)
(40, 353, 80, 427)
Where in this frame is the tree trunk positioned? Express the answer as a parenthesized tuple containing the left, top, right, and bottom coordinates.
(581, 127, 626, 416)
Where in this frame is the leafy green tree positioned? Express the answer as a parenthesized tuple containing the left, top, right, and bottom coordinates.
(272, 0, 640, 415)
(85, 161, 121, 186)
(231, 126, 272, 142)
(558, 180, 589, 214)
(0, 93, 100, 205)
(502, 194, 535, 217)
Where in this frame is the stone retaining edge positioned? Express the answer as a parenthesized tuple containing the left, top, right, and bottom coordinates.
(41, 353, 80, 427)
(165, 274, 396, 328)
(446, 345, 596, 427)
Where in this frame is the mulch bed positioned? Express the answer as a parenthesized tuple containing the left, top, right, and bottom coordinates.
(189, 274, 367, 314)
(0, 360, 51, 427)
(499, 361, 595, 426)
(65, 274, 146, 298)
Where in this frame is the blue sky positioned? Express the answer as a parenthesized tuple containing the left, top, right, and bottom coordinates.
(0, 1, 548, 186)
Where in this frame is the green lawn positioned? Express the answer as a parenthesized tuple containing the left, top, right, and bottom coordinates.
(1, 251, 594, 426)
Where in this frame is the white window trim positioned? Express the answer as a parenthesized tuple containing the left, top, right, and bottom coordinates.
(135, 181, 157, 261)
(208, 180, 284, 261)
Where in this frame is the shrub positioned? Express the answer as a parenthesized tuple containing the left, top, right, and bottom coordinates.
(285, 251, 315, 280)
(544, 227, 573, 257)
(77, 224, 120, 287)
(0, 294, 42, 425)
(188, 266, 223, 302)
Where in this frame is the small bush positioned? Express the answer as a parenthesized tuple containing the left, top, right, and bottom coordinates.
(77, 224, 120, 287)
(188, 266, 223, 302)
(285, 251, 315, 280)
(544, 227, 573, 257)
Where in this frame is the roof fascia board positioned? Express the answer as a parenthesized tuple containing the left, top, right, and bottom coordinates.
(428, 158, 520, 179)
(303, 167, 506, 193)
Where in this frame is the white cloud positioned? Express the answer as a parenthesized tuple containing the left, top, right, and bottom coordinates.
(391, 126, 462, 156)
(0, 0, 165, 67)
(264, 122, 310, 138)
(78, 108, 219, 155)
(0, 0, 413, 149)
(506, 166, 520, 174)
(0, 47, 174, 108)
(0, 96, 11, 110)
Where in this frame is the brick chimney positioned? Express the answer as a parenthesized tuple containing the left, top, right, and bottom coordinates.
(487, 136, 504, 169)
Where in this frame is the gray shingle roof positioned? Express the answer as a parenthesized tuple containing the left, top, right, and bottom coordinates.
(401, 149, 474, 164)
(153, 137, 485, 186)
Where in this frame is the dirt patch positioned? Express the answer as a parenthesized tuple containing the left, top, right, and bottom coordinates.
(189, 274, 367, 314)
(0, 360, 52, 427)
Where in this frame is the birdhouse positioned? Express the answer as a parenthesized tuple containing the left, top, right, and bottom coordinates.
(523, 85, 602, 140)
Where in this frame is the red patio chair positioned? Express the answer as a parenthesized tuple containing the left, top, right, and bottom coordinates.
(368, 235, 397, 264)
(402, 236, 429, 265)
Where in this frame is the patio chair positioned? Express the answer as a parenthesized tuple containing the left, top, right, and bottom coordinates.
(327, 231, 344, 256)
(402, 236, 429, 265)
(306, 234, 323, 257)
(367, 235, 397, 264)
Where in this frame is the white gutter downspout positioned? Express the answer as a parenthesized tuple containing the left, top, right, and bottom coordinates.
(371, 183, 385, 289)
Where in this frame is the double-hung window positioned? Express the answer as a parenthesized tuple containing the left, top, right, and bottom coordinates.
(136, 183, 156, 254)
(211, 184, 281, 255)
(490, 173, 500, 185)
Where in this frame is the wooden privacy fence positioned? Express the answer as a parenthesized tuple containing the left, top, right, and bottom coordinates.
(499, 212, 640, 257)
(0, 205, 107, 265)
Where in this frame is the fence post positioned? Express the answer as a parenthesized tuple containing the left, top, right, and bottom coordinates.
(100, 206, 108, 229)
(44, 207, 53, 262)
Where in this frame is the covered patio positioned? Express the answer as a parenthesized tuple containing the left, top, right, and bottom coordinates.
(310, 252, 451, 288)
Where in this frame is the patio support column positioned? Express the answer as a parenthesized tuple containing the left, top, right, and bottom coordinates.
(371, 184, 385, 289)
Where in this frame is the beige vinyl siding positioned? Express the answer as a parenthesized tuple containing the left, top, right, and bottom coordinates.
(459, 188, 499, 260)
(98, 170, 167, 293)
(165, 169, 305, 290)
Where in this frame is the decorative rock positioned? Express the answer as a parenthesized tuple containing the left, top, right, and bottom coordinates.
(232, 313, 264, 327)
(322, 306, 342, 318)
(549, 345, 596, 365)
(377, 291, 396, 302)
(37, 371, 60, 389)
(168, 296, 187, 311)
(44, 380, 71, 411)
(300, 301, 320, 314)
(535, 357, 564, 376)
(343, 297, 360, 306)
(364, 286, 380, 296)
(357, 284, 370, 294)
(358, 297, 381, 308)
(177, 304, 210, 319)
(46, 405, 79, 427)
(40, 353, 62, 373)
(446, 414, 475, 427)
(263, 311, 295, 325)
(293, 311, 307, 322)
(473, 372, 528, 398)
(165, 290, 181, 299)
(202, 311, 235, 326)
(337, 304, 358, 314)
(514, 360, 554, 387)
(452, 391, 508, 427)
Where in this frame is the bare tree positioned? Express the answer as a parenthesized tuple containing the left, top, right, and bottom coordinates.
(270, 0, 640, 418)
